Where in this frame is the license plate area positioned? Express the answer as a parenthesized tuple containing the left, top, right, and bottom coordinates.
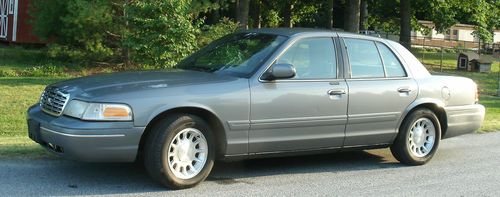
(27, 119, 41, 143)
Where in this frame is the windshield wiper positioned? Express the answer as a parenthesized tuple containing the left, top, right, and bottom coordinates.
(180, 65, 217, 73)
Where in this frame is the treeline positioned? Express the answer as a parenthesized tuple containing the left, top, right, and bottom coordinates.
(31, 0, 499, 67)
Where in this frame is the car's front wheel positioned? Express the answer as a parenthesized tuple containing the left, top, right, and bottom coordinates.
(144, 114, 215, 189)
(391, 108, 441, 165)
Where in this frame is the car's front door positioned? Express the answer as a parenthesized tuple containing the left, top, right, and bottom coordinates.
(341, 37, 418, 146)
(248, 36, 348, 153)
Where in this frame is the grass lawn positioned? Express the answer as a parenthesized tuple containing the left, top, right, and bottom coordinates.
(0, 47, 498, 158)
(0, 77, 67, 158)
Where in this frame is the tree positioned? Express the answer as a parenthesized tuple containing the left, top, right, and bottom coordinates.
(125, 0, 199, 67)
(399, 0, 411, 49)
(282, 1, 294, 27)
(236, 0, 250, 29)
(359, 0, 368, 30)
(344, 0, 360, 33)
(32, 0, 120, 62)
(250, 0, 262, 28)
(325, 0, 334, 29)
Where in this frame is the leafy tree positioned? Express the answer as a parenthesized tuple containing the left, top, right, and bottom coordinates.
(32, 0, 119, 62)
(344, 0, 360, 33)
(414, 0, 499, 43)
(125, 0, 199, 67)
(400, 0, 411, 48)
(236, 0, 250, 29)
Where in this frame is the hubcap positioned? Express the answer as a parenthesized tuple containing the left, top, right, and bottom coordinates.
(167, 128, 208, 179)
(408, 118, 436, 157)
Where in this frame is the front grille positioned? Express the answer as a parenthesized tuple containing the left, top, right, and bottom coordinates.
(39, 87, 70, 116)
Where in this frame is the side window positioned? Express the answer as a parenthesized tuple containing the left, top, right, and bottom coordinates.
(276, 37, 336, 79)
(376, 42, 406, 77)
(344, 39, 384, 78)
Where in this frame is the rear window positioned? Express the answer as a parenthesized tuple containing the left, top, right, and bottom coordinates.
(376, 42, 406, 77)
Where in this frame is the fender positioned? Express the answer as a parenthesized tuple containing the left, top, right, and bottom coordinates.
(392, 98, 446, 141)
(145, 102, 223, 127)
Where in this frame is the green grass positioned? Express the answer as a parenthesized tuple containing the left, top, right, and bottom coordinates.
(479, 95, 500, 132)
(0, 47, 50, 71)
(415, 48, 500, 96)
(0, 77, 67, 158)
(412, 48, 500, 73)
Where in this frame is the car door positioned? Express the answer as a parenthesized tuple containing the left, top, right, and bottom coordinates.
(341, 37, 418, 146)
(248, 36, 348, 153)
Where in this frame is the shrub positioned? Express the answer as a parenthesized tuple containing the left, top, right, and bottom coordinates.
(20, 65, 69, 77)
(125, 0, 199, 68)
(197, 18, 238, 48)
(32, 0, 118, 62)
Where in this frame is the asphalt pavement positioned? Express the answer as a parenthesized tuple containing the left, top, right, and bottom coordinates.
(1, 132, 499, 196)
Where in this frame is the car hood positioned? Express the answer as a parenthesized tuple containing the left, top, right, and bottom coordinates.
(49, 69, 238, 98)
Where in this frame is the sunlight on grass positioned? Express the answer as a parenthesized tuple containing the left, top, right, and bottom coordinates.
(479, 95, 500, 132)
(0, 77, 67, 158)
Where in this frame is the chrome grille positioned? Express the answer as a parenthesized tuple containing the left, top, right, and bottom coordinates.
(39, 87, 70, 116)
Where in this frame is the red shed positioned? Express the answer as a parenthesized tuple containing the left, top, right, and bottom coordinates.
(0, 0, 44, 44)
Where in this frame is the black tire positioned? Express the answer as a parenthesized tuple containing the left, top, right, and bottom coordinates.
(390, 108, 441, 165)
(144, 114, 215, 189)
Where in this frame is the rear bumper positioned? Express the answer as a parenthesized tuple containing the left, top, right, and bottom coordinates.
(443, 104, 485, 139)
(27, 105, 144, 162)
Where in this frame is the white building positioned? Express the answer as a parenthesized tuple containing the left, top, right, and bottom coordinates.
(412, 20, 500, 43)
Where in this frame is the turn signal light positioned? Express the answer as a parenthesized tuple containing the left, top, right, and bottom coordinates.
(103, 107, 130, 117)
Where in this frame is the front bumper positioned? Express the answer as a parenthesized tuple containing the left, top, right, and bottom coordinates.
(443, 104, 485, 139)
(27, 105, 145, 162)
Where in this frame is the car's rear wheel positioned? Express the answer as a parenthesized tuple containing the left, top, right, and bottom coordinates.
(144, 114, 214, 189)
(391, 108, 441, 165)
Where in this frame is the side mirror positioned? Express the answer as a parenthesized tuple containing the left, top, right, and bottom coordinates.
(262, 63, 296, 80)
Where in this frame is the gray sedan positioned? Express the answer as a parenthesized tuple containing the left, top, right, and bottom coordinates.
(27, 28, 485, 189)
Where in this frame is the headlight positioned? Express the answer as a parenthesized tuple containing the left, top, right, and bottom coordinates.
(63, 100, 133, 121)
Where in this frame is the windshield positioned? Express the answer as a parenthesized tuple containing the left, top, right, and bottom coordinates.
(176, 33, 287, 77)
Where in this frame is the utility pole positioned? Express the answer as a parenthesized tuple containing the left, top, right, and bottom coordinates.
(440, 47, 443, 72)
(498, 64, 500, 97)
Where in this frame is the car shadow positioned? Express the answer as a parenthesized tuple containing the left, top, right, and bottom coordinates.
(208, 149, 402, 185)
(5, 149, 404, 196)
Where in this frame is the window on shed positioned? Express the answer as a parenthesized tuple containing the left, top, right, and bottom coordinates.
(8, 0, 14, 14)
(344, 39, 384, 78)
(376, 42, 406, 77)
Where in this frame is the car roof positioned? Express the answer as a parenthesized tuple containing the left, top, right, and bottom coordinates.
(240, 28, 336, 36)
(240, 28, 384, 41)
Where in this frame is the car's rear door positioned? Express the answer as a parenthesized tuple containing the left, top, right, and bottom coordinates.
(248, 34, 348, 153)
(340, 36, 418, 147)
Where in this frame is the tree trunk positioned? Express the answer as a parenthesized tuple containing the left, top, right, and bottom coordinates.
(359, 0, 368, 30)
(332, 0, 344, 29)
(282, 2, 294, 28)
(236, 0, 249, 29)
(325, 0, 334, 29)
(344, 0, 360, 33)
(400, 0, 411, 49)
(250, 0, 261, 28)
(207, 0, 221, 24)
(122, 0, 130, 66)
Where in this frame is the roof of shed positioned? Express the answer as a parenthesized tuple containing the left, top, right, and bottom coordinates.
(473, 56, 494, 64)
(460, 52, 480, 60)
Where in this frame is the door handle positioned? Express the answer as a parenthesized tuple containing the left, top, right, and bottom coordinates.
(328, 89, 346, 95)
(397, 87, 412, 93)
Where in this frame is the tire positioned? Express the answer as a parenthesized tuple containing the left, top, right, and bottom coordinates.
(390, 108, 441, 165)
(144, 114, 215, 189)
